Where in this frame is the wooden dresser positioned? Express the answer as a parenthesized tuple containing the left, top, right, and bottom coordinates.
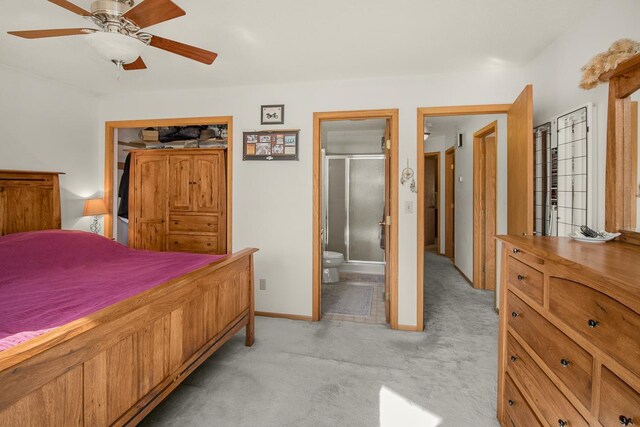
(0, 170, 63, 235)
(497, 236, 640, 427)
(128, 148, 227, 254)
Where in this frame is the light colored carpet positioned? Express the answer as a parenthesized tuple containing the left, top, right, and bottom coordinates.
(322, 283, 374, 316)
(140, 252, 499, 426)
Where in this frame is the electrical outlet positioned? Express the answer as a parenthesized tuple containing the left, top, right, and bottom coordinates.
(259, 279, 266, 290)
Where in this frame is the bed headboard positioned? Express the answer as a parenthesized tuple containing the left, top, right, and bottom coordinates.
(0, 170, 64, 236)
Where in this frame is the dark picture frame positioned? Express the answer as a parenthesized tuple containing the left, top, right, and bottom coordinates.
(243, 130, 299, 161)
(261, 104, 285, 125)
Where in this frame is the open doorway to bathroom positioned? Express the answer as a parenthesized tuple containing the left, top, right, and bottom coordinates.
(313, 109, 399, 328)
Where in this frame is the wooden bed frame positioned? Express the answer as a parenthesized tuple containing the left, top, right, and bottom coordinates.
(0, 170, 257, 426)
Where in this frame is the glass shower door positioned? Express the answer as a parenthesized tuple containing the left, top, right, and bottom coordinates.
(348, 158, 385, 263)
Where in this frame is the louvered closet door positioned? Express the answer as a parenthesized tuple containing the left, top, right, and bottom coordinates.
(134, 154, 168, 251)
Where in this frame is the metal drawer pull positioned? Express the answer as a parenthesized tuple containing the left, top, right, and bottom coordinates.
(510, 355, 518, 362)
(560, 359, 570, 367)
(508, 400, 514, 406)
(517, 274, 525, 281)
(558, 420, 568, 427)
(513, 248, 521, 254)
(511, 312, 520, 318)
(588, 319, 600, 328)
(619, 415, 634, 426)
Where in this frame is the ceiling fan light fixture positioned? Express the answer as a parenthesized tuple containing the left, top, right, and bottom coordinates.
(85, 31, 146, 65)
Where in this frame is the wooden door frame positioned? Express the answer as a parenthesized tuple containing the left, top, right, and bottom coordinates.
(444, 146, 456, 259)
(423, 152, 441, 252)
(473, 121, 498, 290)
(416, 105, 510, 332)
(103, 116, 233, 252)
(313, 109, 399, 329)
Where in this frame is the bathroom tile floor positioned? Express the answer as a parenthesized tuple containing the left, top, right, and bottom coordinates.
(322, 276, 387, 325)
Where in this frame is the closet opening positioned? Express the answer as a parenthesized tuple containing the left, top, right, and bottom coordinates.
(103, 117, 233, 254)
(313, 109, 399, 329)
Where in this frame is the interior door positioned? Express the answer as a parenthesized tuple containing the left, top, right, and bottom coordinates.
(484, 135, 497, 290)
(383, 119, 391, 323)
(507, 85, 534, 236)
(445, 149, 455, 258)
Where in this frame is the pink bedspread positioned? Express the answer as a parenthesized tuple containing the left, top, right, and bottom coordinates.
(0, 230, 224, 351)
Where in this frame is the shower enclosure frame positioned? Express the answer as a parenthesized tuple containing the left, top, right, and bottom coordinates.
(324, 154, 386, 265)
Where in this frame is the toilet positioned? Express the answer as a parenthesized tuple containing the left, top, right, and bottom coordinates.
(322, 251, 344, 283)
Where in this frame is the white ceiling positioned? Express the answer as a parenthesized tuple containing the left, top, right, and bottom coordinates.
(0, 0, 600, 94)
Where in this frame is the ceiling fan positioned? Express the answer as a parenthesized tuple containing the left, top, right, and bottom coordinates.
(7, 0, 218, 71)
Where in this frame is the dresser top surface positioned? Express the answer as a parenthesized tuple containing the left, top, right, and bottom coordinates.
(498, 235, 640, 292)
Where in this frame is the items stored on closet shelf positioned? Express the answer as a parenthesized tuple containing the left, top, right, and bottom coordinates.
(137, 125, 228, 148)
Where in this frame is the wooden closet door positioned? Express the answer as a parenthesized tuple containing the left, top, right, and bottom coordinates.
(134, 154, 168, 251)
(168, 155, 192, 212)
(192, 153, 225, 213)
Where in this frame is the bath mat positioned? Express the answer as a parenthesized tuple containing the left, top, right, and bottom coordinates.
(322, 283, 374, 317)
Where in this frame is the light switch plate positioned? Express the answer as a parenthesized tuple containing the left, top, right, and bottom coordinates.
(405, 201, 414, 214)
(259, 279, 266, 290)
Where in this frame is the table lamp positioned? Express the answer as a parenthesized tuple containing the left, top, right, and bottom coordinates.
(83, 198, 108, 234)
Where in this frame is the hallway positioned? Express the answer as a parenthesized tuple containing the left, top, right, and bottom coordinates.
(140, 252, 499, 426)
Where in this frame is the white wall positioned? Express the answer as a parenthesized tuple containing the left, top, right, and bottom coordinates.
(0, 64, 100, 231)
(98, 69, 527, 326)
(525, 0, 640, 231)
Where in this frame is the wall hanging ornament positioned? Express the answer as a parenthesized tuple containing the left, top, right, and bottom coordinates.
(401, 160, 418, 193)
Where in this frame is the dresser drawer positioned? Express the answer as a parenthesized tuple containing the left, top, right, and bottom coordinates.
(504, 373, 542, 427)
(169, 214, 218, 233)
(168, 233, 219, 254)
(507, 333, 588, 427)
(508, 257, 544, 306)
(599, 367, 640, 427)
(507, 244, 545, 270)
(549, 277, 640, 379)
(508, 292, 593, 409)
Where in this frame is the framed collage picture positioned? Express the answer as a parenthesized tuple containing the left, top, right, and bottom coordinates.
(243, 130, 299, 161)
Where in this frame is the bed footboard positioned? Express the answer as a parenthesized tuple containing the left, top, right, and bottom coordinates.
(0, 248, 257, 427)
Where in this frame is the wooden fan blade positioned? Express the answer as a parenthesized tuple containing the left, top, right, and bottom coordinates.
(8, 28, 95, 39)
(47, 0, 91, 16)
(123, 0, 185, 29)
(150, 35, 217, 65)
(123, 57, 147, 71)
